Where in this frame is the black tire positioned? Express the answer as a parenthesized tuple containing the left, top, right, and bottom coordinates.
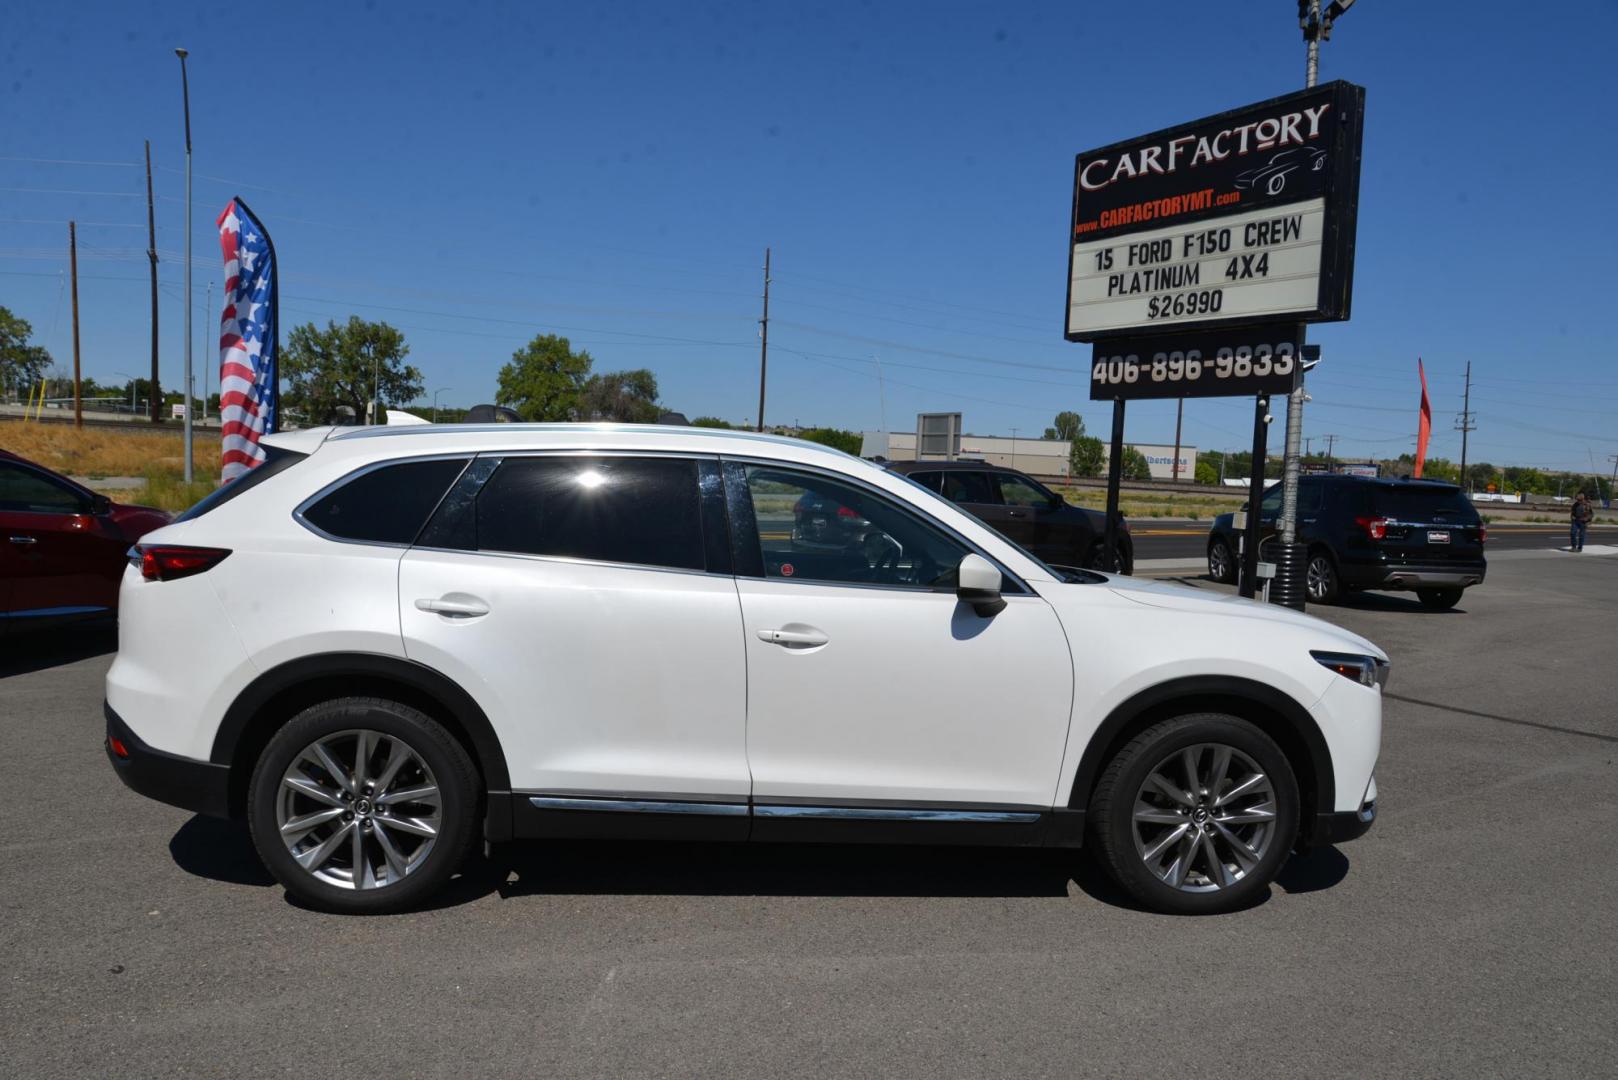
(1207, 537, 1237, 584)
(247, 696, 480, 914)
(1417, 587, 1462, 610)
(1304, 548, 1340, 604)
(1091, 713, 1299, 915)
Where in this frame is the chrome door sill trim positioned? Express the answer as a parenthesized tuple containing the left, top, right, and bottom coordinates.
(527, 795, 748, 817)
(752, 805, 1041, 823)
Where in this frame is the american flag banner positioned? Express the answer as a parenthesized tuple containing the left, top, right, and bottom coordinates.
(216, 198, 279, 482)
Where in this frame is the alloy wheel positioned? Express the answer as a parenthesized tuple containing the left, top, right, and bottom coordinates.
(1306, 555, 1334, 600)
(1208, 541, 1232, 582)
(275, 729, 442, 890)
(1131, 742, 1278, 892)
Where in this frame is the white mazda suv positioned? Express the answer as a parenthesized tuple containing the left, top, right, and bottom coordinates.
(105, 423, 1384, 915)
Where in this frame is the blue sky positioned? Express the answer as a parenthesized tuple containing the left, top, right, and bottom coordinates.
(3, 1, 1615, 473)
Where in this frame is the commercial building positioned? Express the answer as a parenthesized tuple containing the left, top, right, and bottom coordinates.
(860, 430, 1196, 482)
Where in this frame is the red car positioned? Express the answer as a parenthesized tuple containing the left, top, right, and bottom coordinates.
(0, 448, 172, 630)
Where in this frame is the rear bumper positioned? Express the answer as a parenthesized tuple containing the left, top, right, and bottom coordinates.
(1339, 561, 1485, 591)
(104, 701, 232, 818)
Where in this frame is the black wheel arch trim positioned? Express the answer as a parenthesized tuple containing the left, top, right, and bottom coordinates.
(1068, 675, 1335, 816)
(211, 652, 512, 804)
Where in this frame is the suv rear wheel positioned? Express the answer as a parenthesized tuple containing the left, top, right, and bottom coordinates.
(247, 697, 479, 914)
(1091, 714, 1299, 915)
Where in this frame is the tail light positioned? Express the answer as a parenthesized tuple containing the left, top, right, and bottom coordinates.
(133, 544, 232, 582)
(1355, 516, 1388, 541)
(1479, 526, 1488, 544)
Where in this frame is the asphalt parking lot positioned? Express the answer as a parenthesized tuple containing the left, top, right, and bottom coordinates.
(3, 551, 1615, 1078)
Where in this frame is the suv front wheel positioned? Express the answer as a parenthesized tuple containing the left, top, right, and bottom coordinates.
(247, 697, 479, 914)
(1091, 714, 1299, 915)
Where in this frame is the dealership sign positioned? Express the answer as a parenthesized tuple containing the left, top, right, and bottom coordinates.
(1066, 81, 1364, 344)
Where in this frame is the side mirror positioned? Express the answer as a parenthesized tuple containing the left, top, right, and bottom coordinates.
(957, 553, 1006, 617)
(1048, 494, 1065, 511)
(89, 493, 113, 516)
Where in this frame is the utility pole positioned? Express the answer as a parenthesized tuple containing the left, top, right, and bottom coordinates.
(1278, 0, 1353, 590)
(873, 353, 888, 433)
(1607, 454, 1617, 506)
(1455, 361, 1476, 492)
(1171, 398, 1184, 482)
(1010, 428, 1019, 471)
(756, 247, 770, 433)
(69, 221, 82, 428)
(145, 140, 161, 422)
(176, 47, 194, 481)
(202, 278, 211, 422)
(1322, 433, 1339, 470)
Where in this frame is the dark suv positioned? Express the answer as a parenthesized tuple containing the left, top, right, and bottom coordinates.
(1206, 474, 1486, 609)
(886, 461, 1133, 574)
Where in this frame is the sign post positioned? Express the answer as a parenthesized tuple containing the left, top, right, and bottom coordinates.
(1065, 81, 1363, 591)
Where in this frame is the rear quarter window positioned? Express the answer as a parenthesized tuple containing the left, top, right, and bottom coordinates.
(299, 457, 470, 545)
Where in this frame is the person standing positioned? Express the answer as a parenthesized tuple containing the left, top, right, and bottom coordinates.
(1570, 491, 1593, 552)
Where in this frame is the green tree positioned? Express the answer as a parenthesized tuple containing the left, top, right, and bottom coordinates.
(1194, 459, 1219, 485)
(795, 427, 863, 455)
(575, 368, 661, 423)
(282, 317, 421, 423)
(690, 416, 735, 429)
(0, 306, 53, 395)
(1045, 410, 1085, 443)
(1070, 435, 1106, 477)
(496, 333, 593, 421)
(1121, 445, 1153, 481)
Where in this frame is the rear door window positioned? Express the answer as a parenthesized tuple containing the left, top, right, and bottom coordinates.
(462, 456, 706, 571)
(300, 457, 469, 545)
(905, 471, 943, 493)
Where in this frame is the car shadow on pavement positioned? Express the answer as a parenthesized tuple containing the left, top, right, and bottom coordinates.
(491, 841, 1082, 900)
(0, 621, 117, 678)
(167, 821, 1354, 912)
(169, 816, 276, 887)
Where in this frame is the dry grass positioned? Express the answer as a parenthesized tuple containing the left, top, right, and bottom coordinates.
(1, 422, 213, 478)
(1, 422, 219, 511)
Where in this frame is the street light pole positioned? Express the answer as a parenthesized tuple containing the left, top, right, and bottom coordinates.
(432, 386, 452, 423)
(176, 47, 194, 482)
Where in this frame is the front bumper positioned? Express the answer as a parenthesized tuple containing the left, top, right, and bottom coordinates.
(1340, 561, 1485, 591)
(105, 701, 232, 818)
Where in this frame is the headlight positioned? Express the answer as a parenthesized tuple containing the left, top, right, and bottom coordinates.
(1312, 651, 1390, 691)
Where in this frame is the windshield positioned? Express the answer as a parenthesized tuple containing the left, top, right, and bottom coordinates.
(887, 467, 1077, 581)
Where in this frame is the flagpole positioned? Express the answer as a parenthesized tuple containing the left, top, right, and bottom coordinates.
(176, 48, 194, 483)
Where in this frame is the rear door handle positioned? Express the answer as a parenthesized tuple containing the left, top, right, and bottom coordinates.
(9, 535, 37, 545)
(414, 596, 490, 618)
(757, 627, 829, 647)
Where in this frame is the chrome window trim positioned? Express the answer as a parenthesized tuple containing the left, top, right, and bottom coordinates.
(721, 454, 1036, 597)
(407, 543, 727, 581)
(291, 453, 474, 549)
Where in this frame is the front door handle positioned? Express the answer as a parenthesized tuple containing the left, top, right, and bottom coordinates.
(414, 596, 490, 618)
(757, 627, 829, 647)
(8, 535, 37, 545)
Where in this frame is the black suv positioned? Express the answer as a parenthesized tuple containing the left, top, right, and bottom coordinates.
(1206, 474, 1486, 609)
(886, 461, 1133, 574)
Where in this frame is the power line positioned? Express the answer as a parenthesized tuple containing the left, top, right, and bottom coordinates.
(0, 155, 139, 168)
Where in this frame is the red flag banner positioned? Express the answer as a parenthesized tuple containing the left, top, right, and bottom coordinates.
(1414, 358, 1432, 478)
